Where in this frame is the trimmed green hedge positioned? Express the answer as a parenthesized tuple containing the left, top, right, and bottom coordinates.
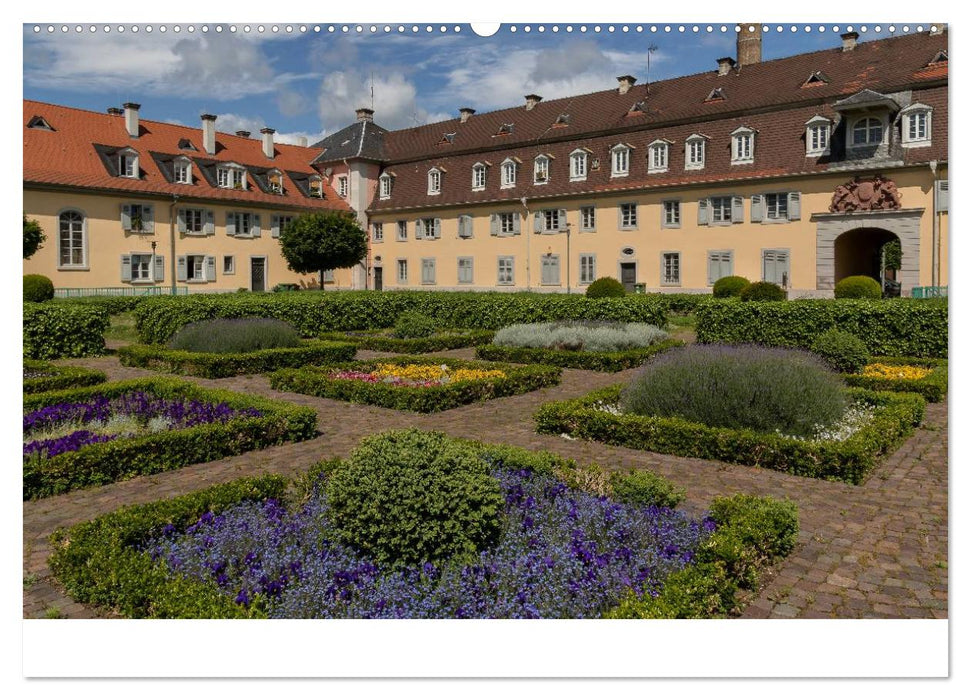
(318, 329, 494, 353)
(132, 291, 671, 344)
(695, 298, 948, 358)
(48, 475, 285, 618)
(23, 378, 317, 499)
(23, 360, 107, 394)
(844, 357, 948, 402)
(117, 340, 356, 378)
(535, 385, 925, 484)
(475, 338, 684, 372)
(51, 296, 147, 315)
(24, 302, 109, 359)
(270, 356, 561, 412)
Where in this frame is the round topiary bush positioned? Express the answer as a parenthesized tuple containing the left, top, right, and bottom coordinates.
(325, 430, 503, 568)
(810, 328, 869, 374)
(585, 276, 626, 298)
(739, 281, 786, 302)
(23, 274, 54, 303)
(619, 345, 848, 438)
(712, 276, 750, 298)
(393, 311, 438, 339)
(167, 317, 302, 353)
(834, 275, 882, 300)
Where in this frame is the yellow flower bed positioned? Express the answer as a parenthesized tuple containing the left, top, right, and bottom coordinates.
(860, 363, 931, 381)
(372, 363, 506, 383)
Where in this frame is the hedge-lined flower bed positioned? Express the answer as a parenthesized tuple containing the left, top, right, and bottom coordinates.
(23, 360, 107, 394)
(270, 357, 561, 412)
(476, 338, 684, 372)
(117, 340, 356, 378)
(318, 329, 494, 353)
(843, 356, 947, 402)
(48, 432, 798, 619)
(24, 302, 109, 359)
(535, 386, 924, 484)
(23, 378, 317, 499)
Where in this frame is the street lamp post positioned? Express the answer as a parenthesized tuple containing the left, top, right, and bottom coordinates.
(565, 223, 572, 294)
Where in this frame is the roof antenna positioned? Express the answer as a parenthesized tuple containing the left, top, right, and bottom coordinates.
(369, 71, 375, 110)
(645, 44, 658, 92)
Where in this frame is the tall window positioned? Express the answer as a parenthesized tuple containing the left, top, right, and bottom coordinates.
(372, 222, 384, 242)
(852, 117, 883, 146)
(686, 137, 705, 170)
(541, 255, 561, 285)
(337, 175, 349, 197)
(427, 169, 441, 195)
(707, 251, 734, 285)
(379, 174, 393, 199)
(579, 254, 596, 284)
(570, 150, 588, 180)
(543, 209, 563, 232)
(611, 146, 630, 177)
(648, 141, 669, 173)
(421, 258, 436, 285)
(763, 249, 790, 287)
(58, 210, 85, 267)
(806, 120, 830, 155)
(397, 259, 408, 284)
(497, 256, 515, 285)
(183, 208, 205, 234)
(457, 257, 474, 284)
(499, 212, 517, 234)
(396, 221, 408, 241)
(501, 159, 517, 188)
(731, 129, 754, 163)
(661, 252, 681, 286)
(534, 156, 550, 184)
(174, 159, 191, 184)
(229, 212, 254, 237)
(580, 206, 596, 231)
(663, 200, 681, 228)
(472, 163, 486, 190)
(620, 203, 637, 229)
(309, 177, 324, 198)
(903, 107, 931, 145)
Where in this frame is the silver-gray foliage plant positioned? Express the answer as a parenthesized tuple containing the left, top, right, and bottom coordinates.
(493, 321, 669, 353)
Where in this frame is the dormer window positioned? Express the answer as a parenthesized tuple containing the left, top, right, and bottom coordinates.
(472, 163, 487, 191)
(705, 88, 726, 103)
(533, 155, 550, 185)
(805, 116, 832, 156)
(851, 117, 883, 146)
(439, 132, 456, 145)
(611, 144, 631, 177)
(501, 158, 517, 188)
(685, 134, 706, 170)
(802, 71, 829, 88)
(174, 157, 192, 184)
(730, 127, 755, 164)
(379, 173, 394, 199)
(309, 176, 324, 198)
(119, 150, 139, 179)
(648, 140, 670, 174)
(554, 113, 570, 127)
(629, 101, 647, 115)
(901, 104, 932, 147)
(27, 116, 54, 131)
(929, 50, 948, 65)
(267, 170, 284, 194)
(570, 149, 588, 181)
(428, 168, 442, 195)
(495, 123, 514, 137)
(177, 138, 197, 151)
(217, 164, 247, 190)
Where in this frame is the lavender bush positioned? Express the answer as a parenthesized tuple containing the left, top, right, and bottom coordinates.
(168, 318, 302, 353)
(149, 464, 713, 618)
(493, 321, 668, 353)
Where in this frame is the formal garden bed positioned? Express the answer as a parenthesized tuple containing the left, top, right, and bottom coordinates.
(844, 357, 948, 402)
(23, 378, 317, 499)
(48, 430, 798, 619)
(270, 356, 561, 412)
(535, 345, 925, 484)
(476, 321, 682, 372)
(23, 359, 107, 394)
(318, 329, 494, 353)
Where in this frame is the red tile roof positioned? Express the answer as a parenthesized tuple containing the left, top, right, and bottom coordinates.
(23, 100, 350, 212)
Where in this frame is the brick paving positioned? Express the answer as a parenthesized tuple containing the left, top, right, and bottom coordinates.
(24, 347, 948, 619)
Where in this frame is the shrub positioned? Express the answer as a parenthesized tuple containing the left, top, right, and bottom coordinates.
(24, 303, 109, 359)
(24, 215, 46, 259)
(695, 298, 947, 358)
(739, 281, 786, 302)
(393, 311, 438, 339)
(810, 329, 869, 374)
(168, 318, 302, 354)
(23, 274, 54, 303)
(619, 345, 847, 438)
(319, 329, 494, 353)
(326, 430, 503, 568)
(492, 321, 668, 353)
(609, 469, 685, 509)
(585, 277, 626, 298)
(835, 275, 882, 300)
(51, 296, 145, 314)
(23, 360, 107, 394)
(712, 276, 750, 298)
(476, 337, 683, 372)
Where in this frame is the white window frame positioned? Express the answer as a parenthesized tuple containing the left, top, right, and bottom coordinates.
(379, 173, 393, 199)
(129, 252, 154, 283)
(396, 220, 408, 241)
(57, 209, 87, 269)
(186, 254, 209, 283)
(901, 104, 932, 147)
(570, 149, 588, 181)
(497, 256, 515, 286)
(763, 192, 789, 221)
(223, 255, 235, 275)
(620, 203, 638, 230)
(500, 158, 517, 189)
(472, 163, 487, 191)
(805, 116, 832, 156)
(267, 170, 284, 195)
(183, 207, 206, 235)
(336, 175, 349, 198)
(660, 251, 681, 287)
(457, 256, 474, 285)
(174, 157, 192, 184)
(730, 127, 755, 164)
(308, 177, 324, 199)
(217, 164, 247, 190)
(427, 168, 442, 195)
(647, 140, 670, 174)
(396, 258, 408, 284)
(685, 135, 706, 170)
(372, 222, 384, 242)
(579, 253, 596, 285)
(610, 144, 631, 177)
(118, 150, 139, 179)
(851, 117, 885, 147)
(580, 206, 596, 232)
(499, 212, 517, 235)
(662, 200, 681, 228)
(533, 155, 550, 185)
(710, 196, 734, 224)
(542, 209, 563, 232)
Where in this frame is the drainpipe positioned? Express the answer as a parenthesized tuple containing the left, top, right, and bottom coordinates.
(169, 194, 179, 295)
(521, 197, 531, 291)
(930, 160, 939, 288)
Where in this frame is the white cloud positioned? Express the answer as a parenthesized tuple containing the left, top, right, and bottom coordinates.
(314, 71, 450, 133)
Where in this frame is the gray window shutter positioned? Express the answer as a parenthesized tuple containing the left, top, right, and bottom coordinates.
(936, 180, 948, 212)
(731, 196, 744, 223)
(513, 214, 521, 235)
(434, 218, 442, 238)
(252, 214, 262, 237)
(490, 214, 498, 236)
(226, 212, 236, 236)
(154, 255, 164, 282)
(617, 205, 623, 230)
(177, 208, 187, 234)
(707, 254, 718, 285)
(120, 254, 132, 282)
(557, 209, 567, 231)
(142, 204, 155, 233)
(750, 195, 764, 223)
(177, 256, 187, 282)
(271, 214, 281, 238)
(205, 255, 217, 282)
(787, 192, 801, 221)
(533, 212, 543, 233)
(205, 210, 215, 235)
(698, 198, 710, 226)
(415, 219, 424, 239)
(121, 204, 132, 231)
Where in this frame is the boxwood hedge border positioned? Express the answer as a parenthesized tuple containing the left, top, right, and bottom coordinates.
(318, 329, 494, 353)
(23, 377, 318, 499)
(117, 340, 357, 378)
(23, 360, 107, 394)
(475, 337, 684, 372)
(535, 385, 925, 484)
(844, 356, 948, 402)
(270, 356, 561, 412)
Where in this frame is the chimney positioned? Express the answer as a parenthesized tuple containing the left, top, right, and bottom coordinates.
(260, 127, 275, 159)
(929, 24, 945, 36)
(355, 107, 374, 123)
(107, 107, 124, 116)
(235, 130, 251, 138)
(201, 114, 217, 155)
(841, 31, 859, 51)
(717, 57, 736, 76)
(737, 23, 762, 66)
(525, 94, 543, 110)
(123, 102, 140, 138)
(459, 107, 476, 123)
(296, 136, 309, 148)
(616, 75, 637, 95)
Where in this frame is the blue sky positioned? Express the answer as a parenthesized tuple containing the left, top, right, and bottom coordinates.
(23, 23, 904, 145)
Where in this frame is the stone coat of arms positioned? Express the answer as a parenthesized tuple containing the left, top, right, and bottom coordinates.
(830, 175, 903, 213)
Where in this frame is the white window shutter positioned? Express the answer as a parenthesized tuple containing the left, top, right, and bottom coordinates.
(750, 195, 764, 223)
(533, 212, 543, 233)
(177, 256, 188, 282)
(787, 192, 801, 221)
(731, 196, 744, 223)
(205, 210, 215, 235)
(121, 204, 132, 231)
(434, 218, 442, 238)
(177, 208, 187, 234)
(271, 214, 280, 238)
(120, 254, 132, 282)
(415, 219, 424, 239)
(557, 209, 567, 230)
(490, 213, 498, 236)
(513, 214, 521, 235)
(205, 256, 217, 282)
(698, 198, 710, 226)
(225, 212, 236, 236)
(252, 214, 262, 237)
(154, 255, 165, 282)
(142, 205, 155, 233)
